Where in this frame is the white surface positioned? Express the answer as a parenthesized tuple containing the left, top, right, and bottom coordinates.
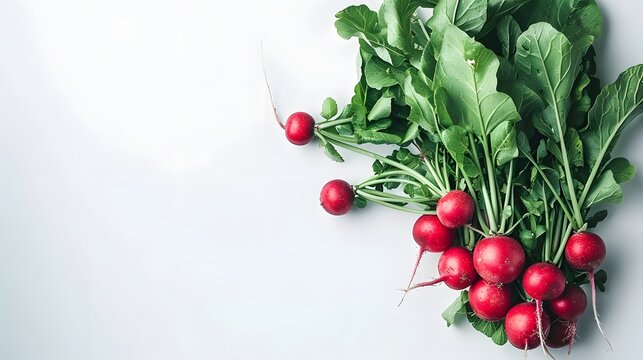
(0, 0, 641, 359)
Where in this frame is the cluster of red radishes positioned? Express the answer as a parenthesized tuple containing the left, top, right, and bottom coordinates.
(280, 111, 609, 355)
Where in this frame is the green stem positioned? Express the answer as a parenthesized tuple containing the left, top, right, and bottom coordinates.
(505, 213, 529, 235)
(550, 208, 563, 263)
(469, 134, 497, 232)
(358, 188, 434, 204)
(422, 156, 447, 194)
(544, 202, 552, 263)
(356, 189, 436, 215)
(519, 148, 576, 226)
(357, 170, 418, 186)
(358, 178, 423, 189)
(320, 131, 434, 189)
(318, 129, 357, 143)
(442, 150, 451, 191)
(481, 137, 499, 223)
(316, 117, 352, 130)
(553, 223, 574, 265)
(499, 161, 514, 233)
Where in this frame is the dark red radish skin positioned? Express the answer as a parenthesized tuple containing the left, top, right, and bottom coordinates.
(523, 262, 566, 301)
(564, 232, 611, 350)
(413, 215, 456, 252)
(398, 215, 456, 306)
(473, 236, 525, 284)
(319, 180, 354, 215)
(284, 112, 315, 145)
(436, 190, 475, 228)
(405, 247, 478, 291)
(546, 284, 587, 321)
(546, 319, 576, 354)
(505, 302, 551, 350)
(468, 280, 515, 321)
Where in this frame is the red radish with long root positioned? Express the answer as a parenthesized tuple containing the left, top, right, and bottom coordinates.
(522, 262, 566, 359)
(468, 279, 515, 321)
(505, 302, 551, 351)
(402, 247, 477, 294)
(564, 232, 611, 350)
(546, 284, 588, 354)
(398, 215, 456, 305)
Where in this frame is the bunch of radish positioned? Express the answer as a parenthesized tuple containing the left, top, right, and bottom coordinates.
(268, 0, 642, 357)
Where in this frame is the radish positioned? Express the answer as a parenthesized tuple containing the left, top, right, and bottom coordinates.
(505, 302, 551, 351)
(398, 215, 456, 305)
(319, 179, 354, 215)
(546, 319, 575, 351)
(564, 232, 611, 350)
(284, 112, 316, 145)
(468, 279, 515, 321)
(545, 285, 587, 354)
(522, 262, 566, 359)
(436, 190, 475, 228)
(404, 247, 478, 292)
(473, 236, 525, 284)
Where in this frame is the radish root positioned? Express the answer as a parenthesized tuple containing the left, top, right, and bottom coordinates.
(589, 271, 613, 351)
(260, 43, 285, 129)
(398, 248, 425, 307)
(536, 300, 556, 360)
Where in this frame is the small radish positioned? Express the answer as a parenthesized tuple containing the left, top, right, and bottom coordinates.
(522, 262, 566, 359)
(404, 247, 478, 292)
(468, 280, 515, 321)
(564, 232, 611, 350)
(505, 302, 551, 351)
(473, 236, 525, 284)
(546, 284, 587, 321)
(545, 285, 587, 354)
(319, 179, 354, 215)
(284, 112, 316, 145)
(546, 319, 576, 354)
(436, 190, 475, 228)
(398, 215, 456, 305)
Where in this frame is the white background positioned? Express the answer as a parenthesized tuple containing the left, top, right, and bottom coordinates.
(0, 0, 642, 359)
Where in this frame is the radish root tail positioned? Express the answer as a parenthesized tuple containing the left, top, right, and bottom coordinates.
(398, 248, 424, 307)
(536, 300, 556, 360)
(566, 320, 577, 357)
(589, 271, 613, 351)
(260, 42, 285, 130)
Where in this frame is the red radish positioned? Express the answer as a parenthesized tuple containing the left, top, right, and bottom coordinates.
(505, 302, 551, 350)
(564, 232, 611, 350)
(319, 179, 354, 215)
(473, 236, 525, 284)
(546, 319, 576, 354)
(398, 215, 456, 305)
(468, 280, 515, 321)
(546, 284, 587, 321)
(284, 112, 316, 145)
(404, 247, 478, 291)
(436, 190, 475, 228)
(522, 262, 565, 359)
(523, 262, 566, 301)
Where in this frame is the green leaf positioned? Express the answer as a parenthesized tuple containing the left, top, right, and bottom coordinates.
(514, 0, 602, 53)
(354, 196, 368, 209)
(434, 25, 520, 136)
(323, 143, 345, 163)
(403, 72, 439, 138)
(402, 122, 420, 143)
(466, 308, 508, 346)
(364, 57, 403, 90)
(519, 229, 537, 251)
(442, 291, 469, 327)
(336, 124, 354, 136)
(321, 97, 338, 120)
(481, 0, 530, 37)
(427, 0, 487, 50)
(515, 23, 582, 142)
(357, 130, 403, 144)
(490, 121, 518, 166)
(379, 0, 436, 54)
(584, 170, 623, 208)
(581, 65, 643, 173)
(496, 15, 522, 59)
(594, 269, 607, 292)
(442, 125, 481, 178)
(565, 128, 584, 167)
(368, 96, 393, 121)
(586, 209, 607, 228)
(604, 158, 636, 184)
